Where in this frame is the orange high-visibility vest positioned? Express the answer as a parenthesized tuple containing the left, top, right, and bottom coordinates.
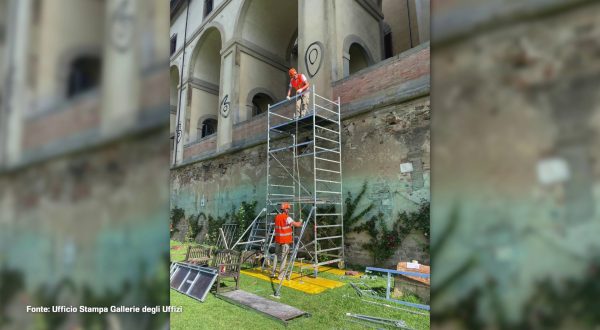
(290, 74, 309, 92)
(274, 213, 293, 244)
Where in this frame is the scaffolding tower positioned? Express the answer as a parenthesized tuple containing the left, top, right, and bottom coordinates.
(246, 85, 344, 277)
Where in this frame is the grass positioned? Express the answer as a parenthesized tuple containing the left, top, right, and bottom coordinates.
(170, 240, 430, 329)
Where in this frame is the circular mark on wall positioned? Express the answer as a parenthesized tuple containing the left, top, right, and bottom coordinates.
(220, 95, 231, 118)
(309, 49, 318, 64)
(305, 41, 324, 78)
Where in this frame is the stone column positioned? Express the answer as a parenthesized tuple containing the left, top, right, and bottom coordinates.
(414, 0, 430, 44)
(2, 0, 32, 166)
(173, 81, 189, 165)
(101, 0, 140, 135)
(216, 46, 238, 151)
(298, 0, 335, 98)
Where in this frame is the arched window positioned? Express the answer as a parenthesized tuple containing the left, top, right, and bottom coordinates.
(251, 93, 273, 117)
(189, 27, 222, 142)
(67, 56, 101, 98)
(348, 43, 369, 75)
(199, 118, 218, 139)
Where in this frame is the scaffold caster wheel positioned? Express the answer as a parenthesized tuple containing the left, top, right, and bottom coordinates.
(338, 260, 345, 270)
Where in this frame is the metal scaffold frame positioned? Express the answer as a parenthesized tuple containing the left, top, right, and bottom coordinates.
(246, 85, 344, 278)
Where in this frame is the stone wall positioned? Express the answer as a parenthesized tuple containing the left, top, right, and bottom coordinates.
(0, 126, 170, 292)
(23, 94, 101, 151)
(171, 98, 430, 266)
(170, 45, 431, 265)
(432, 1, 600, 327)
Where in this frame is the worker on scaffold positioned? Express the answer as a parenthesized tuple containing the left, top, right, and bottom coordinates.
(286, 68, 310, 118)
(272, 202, 303, 280)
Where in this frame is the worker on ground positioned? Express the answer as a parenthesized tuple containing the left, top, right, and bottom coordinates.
(286, 68, 310, 118)
(272, 202, 303, 280)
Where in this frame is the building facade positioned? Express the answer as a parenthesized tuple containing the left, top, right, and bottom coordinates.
(169, 0, 431, 266)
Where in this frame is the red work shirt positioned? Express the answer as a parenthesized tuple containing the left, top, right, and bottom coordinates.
(289, 74, 309, 93)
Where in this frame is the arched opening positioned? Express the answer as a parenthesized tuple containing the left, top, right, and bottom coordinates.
(198, 118, 218, 138)
(348, 43, 369, 75)
(35, 0, 105, 105)
(240, 0, 298, 59)
(170, 66, 180, 136)
(251, 93, 273, 117)
(236, 0, 298, 121)
(170, 66, 180, 107)
(188, 27, 222, 143)
(66, 56, 101, 98)
(383, 22, 393, 59)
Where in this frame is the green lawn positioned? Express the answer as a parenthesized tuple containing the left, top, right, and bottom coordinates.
(170, 241, 430, 329)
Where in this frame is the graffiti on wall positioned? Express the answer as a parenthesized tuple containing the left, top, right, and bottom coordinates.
(220, 95, 230, 118)
(305, 42, 324, 78)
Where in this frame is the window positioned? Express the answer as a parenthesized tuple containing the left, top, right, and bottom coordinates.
(67, 56, 101, 98)
(348, 43, 369, 75)
(170, 35, 177, 56)
(383, 22, 393, 59)
(204, 0, 214, 18)
(384, 32, 393, 59)
(251, 93, 273, 117)
(200, 118, 217, 138)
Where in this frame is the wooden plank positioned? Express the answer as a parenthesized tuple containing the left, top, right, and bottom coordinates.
(218, 290, 307, 322)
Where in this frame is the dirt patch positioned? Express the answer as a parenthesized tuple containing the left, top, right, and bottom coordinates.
(171, 246, 182, 250)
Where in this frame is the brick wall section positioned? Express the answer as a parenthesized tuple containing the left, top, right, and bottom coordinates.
(232, 114, 268, 147)
(141, 69, 170, 111)
(23, 96, 101, 150)
(332, 46, 430, 105)
(183, 135, 217, 159)
(22, 70, 169, 153)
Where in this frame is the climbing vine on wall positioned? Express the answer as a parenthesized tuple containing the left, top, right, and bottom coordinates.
(355, 202, 430, 265)
(343, 182, 375, 233)
(326, 181, 430, 266)
(313, 181, 375, 261)
(170, 207, 185, 238)
(186, 214, 203, 243)
(232, 201, 258, 232)
(206, 214, 228, 245)
(203, 201, 258, 246)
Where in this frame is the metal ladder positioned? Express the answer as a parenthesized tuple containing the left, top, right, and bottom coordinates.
(244, 212, 274, 253)
(311, 87, 344, 270)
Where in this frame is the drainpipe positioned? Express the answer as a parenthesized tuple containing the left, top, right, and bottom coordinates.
(173, 0, 191, 166)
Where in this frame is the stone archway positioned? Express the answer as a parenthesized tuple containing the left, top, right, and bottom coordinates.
(187, 27, 223, 143)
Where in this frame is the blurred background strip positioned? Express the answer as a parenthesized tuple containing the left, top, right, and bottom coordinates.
(0, 0, 170, 329)
(431, 0, 600, 328)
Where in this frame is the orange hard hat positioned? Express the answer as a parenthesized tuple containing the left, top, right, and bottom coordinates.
(280, 202, 291, 210)
(288, 68, 297, 77)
